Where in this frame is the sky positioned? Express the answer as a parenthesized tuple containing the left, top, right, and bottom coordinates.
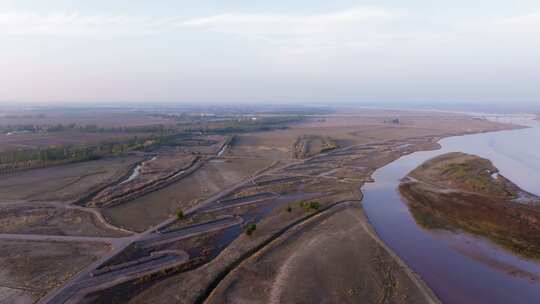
(1, 1, 539, 106)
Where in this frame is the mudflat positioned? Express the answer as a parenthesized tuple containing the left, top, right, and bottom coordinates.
(102, 158, 273, 232)
(0, 240, 110, 303)
(400, 152, 540, 259)
(0, 203, 130, 237)
(205, 203, 437, 304)
(0, 156, 141, 203)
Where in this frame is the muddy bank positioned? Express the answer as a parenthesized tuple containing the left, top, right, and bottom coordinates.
(205, 203, 438, 304)
(102, 158, 273, 232)
(400, 152, 540, 259)
(88, 156, 200, 208)
(0, 202, 130, 237)
(0, 156, 142, 204)
(0, 240, 110, 303)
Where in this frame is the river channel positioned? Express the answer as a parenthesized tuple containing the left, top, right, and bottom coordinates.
(363, 115, 540, 303)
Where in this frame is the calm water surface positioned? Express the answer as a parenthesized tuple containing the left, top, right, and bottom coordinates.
(363, 116, 540, 304)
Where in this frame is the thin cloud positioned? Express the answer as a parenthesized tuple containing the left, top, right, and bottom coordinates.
(181, 7, 398, 35)
(0, 11, 182, 35)
(0, 7, 398, 36)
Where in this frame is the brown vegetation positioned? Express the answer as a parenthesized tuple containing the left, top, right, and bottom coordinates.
(401, 153, 540, 259)
(408, 152, 519, 199)
(292, 134, 339, 159)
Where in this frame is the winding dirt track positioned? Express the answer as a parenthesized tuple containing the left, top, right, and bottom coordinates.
(200, 201, 441, 304)
(36, 155, 285, 304)
(33, 138, 441, 304)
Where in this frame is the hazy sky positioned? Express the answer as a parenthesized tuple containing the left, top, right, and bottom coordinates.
(1, 1, 539, 105)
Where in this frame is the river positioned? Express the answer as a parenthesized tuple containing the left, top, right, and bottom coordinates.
(362, 115, 540, 303)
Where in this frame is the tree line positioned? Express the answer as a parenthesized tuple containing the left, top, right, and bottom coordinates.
(0, 123, 175, 134)
(0, 135, 166, 175)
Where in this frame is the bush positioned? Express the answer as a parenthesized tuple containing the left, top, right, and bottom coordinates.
(299, 200, 321, 211)
(176, 210, 185, 220)
(245, 223, 257, 236)
(286, 206, 293, 212)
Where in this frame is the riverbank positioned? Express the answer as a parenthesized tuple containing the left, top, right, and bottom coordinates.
(400, 152, 540, 260)
(362, 115, 540, 304)
(94, 114, 519, 304)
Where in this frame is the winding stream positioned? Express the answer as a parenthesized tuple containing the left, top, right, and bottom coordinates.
(120, 156, 157, 185)
(363, 115, 540, 304)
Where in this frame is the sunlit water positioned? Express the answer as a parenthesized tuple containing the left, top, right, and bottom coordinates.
(363, 115, 540, 303)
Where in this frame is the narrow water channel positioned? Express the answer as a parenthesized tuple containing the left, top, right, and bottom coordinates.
(362, 115, 540, 303)
(120, 156, 157, 185)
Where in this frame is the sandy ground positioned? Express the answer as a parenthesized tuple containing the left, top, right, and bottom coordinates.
(0, 203, 129, 237)
(205, 204, 436, 304)
(0, 240, 109, 303)
(292, 135, 338, 159)
(102, 158, 273, 232)
(0, 156, 141, 203)
(228, 110, 513, 161)
(88, 150, 197, 208)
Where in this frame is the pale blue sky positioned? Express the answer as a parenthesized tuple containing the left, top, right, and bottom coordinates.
(1, 1, 539, 105)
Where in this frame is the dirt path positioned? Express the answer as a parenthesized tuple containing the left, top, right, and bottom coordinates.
(0, 233, 127, 244)
(204, 202, 440, 304)
(36, 160, 284, 304)
(34, 132, 484, 303)
(37, 136, 437, 304)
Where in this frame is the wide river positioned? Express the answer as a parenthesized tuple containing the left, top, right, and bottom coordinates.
(363, 115, 540, 304)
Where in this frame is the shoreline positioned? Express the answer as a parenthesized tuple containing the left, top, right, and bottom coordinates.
(195, 121, 522, 304)
(359, 116, 540, 304)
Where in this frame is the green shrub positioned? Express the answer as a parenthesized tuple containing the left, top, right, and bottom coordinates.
(298, 200, 321, 211)
(245, 223, 257, 236)
(176, 210, 185, 220)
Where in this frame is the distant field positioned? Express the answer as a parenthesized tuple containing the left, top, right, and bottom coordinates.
(0, 111, 174, 128)
(228, 109, 512, 161)
(0, 131, 151, 152)
(0, 155, 141, 202)
(0, 110, 177, 152)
